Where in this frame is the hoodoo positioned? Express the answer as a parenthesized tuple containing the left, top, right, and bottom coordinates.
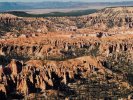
(0, 6, 133, 99)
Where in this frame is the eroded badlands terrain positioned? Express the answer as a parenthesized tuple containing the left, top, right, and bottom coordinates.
(0, 7, 133, 99)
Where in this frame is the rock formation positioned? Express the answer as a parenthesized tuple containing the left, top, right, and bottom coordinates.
(0, 7, 133, 99)
(0, 56, 132, 99)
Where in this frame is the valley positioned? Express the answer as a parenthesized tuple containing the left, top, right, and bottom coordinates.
(0, 6, 133, 99)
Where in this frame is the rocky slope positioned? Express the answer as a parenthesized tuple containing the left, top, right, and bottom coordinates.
(0, 57, 132, 99)
(1, 7, 133, 38)
(81, 7, 133, 31)
(0, 7, 133, 99)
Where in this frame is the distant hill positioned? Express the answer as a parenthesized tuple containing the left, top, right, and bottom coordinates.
(0, 2, 88, 11)
(7, 9, 97, 17)
(1, 1, 133, 11)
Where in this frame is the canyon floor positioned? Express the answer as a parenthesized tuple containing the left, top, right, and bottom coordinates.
(0, 7, 133, 99)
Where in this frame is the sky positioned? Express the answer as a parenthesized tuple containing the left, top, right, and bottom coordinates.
(0, 0, 129, 2)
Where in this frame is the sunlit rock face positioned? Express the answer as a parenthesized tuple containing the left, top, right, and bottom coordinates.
(0, 57, 105, 98)
(0, 7, 133, 99)
(1, 7, 133, 37)
(0, 56, 132, 99)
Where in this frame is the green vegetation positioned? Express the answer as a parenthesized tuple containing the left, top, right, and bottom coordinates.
(0, 53, 30, 66)
(104, 52, 133, 85)
(107, 19, 114, 28)
(43, 44, 100, 61)
(0, 44, 100, 65)
(7, 9, 97, 17)
(105, 52, 133, 74)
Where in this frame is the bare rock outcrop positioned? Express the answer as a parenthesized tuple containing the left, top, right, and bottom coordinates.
(0, 56, 106, 98)
(0, 7, 133, 99)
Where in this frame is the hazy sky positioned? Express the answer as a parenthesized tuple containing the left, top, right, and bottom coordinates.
(0, 0, 130, 2)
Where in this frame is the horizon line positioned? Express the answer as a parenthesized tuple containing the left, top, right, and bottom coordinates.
(0, 1, 133, 3)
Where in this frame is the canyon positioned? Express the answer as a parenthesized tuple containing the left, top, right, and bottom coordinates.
(0, 7, 133, 99)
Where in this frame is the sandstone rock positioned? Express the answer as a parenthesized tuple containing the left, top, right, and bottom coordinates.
(0, 8, 132, 99)
(9, 59, 18, 76)
(17, 77, 28, 95)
